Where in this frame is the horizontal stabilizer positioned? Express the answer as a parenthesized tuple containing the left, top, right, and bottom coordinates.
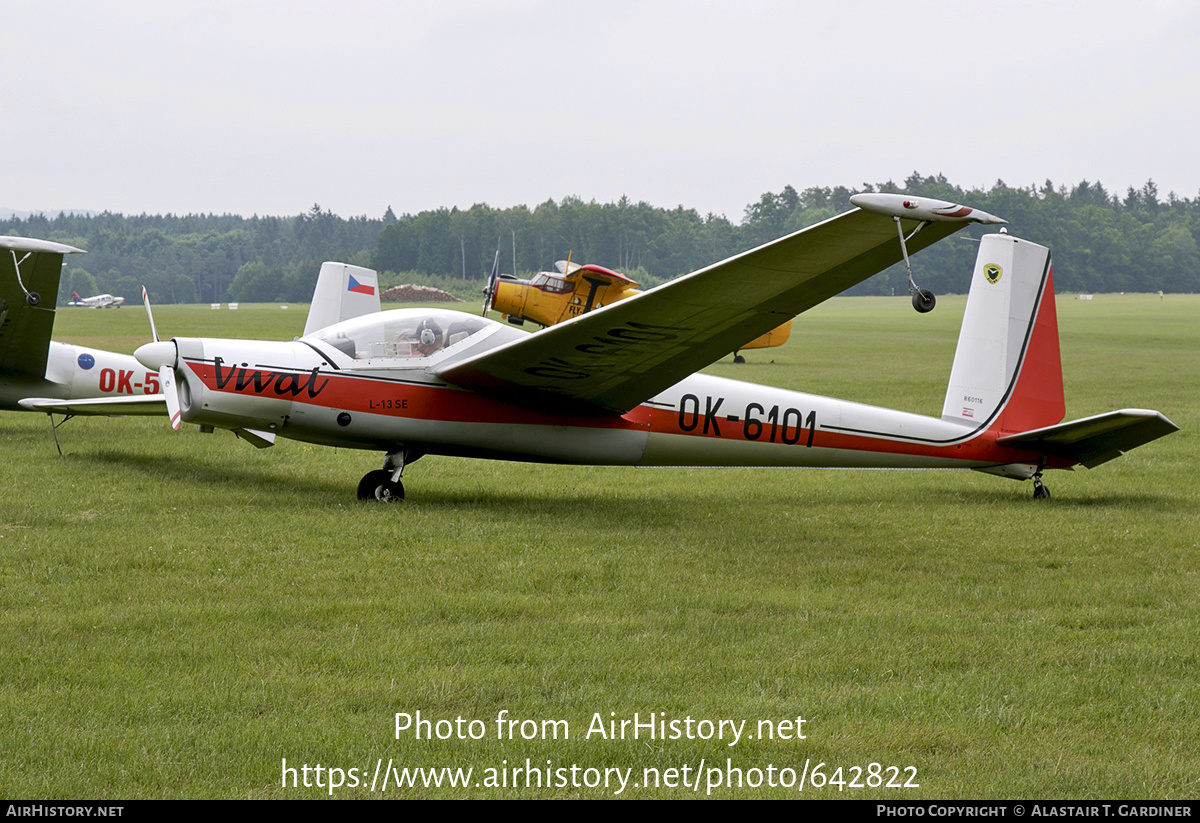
(997, 409, 1179, 468)
(18, 394, 167, 416)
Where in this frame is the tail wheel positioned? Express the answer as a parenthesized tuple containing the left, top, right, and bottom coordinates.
(357, 469, 404, 502)
(1031, 458, 1050, 499)
(1032, 475, 1051, 500)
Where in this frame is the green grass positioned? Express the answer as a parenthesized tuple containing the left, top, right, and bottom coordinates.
(1, 296, 1197, 798)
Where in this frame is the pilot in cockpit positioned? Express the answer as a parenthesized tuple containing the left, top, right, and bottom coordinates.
(413, 319, 444, 356)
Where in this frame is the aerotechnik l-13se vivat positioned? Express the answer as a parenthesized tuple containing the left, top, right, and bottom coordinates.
(134, 194, 1177, 501)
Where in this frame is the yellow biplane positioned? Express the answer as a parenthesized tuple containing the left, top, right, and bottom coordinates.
(486, 260, 790, 362)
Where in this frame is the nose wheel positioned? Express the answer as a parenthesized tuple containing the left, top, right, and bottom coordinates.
(356, 449, 420, 502)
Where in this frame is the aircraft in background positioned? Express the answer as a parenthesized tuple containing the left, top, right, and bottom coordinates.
(0, 237, 166, 449)
(1, 238, 378, 450)
(303, 262, 379, 335)
(68, 291, 126, 308)
(133, 194, 1177, 502)
(485, 258, 791, 363)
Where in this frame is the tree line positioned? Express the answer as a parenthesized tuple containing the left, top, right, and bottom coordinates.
(3, 173, 1197, 305)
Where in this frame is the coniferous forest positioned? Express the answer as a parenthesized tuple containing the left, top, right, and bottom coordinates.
(4, 173, 1197, 305)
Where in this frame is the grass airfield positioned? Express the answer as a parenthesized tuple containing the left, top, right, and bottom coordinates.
(2, 294, 1196, 799)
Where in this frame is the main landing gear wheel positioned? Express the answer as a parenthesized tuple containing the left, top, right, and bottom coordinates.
(912, 288, 936, 313)
(733, 353, 746, 364)
(357, 469, 404, 502)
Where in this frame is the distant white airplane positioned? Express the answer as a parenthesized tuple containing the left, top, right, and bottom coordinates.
(68, 291, 125, 308)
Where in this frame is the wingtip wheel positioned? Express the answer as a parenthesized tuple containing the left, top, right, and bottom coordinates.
(850, 194, 1008, 314)
(893, 215, 936, 313)
(912, 287, 936, 313)
(8, 248, 42, 306)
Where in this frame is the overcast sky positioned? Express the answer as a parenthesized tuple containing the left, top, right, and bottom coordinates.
(5, 0, 1197, 223)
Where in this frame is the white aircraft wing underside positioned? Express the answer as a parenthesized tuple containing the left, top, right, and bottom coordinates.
(18, 394, 168, 416)
(437, 207, 963, 413)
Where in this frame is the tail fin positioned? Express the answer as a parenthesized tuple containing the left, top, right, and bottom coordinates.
(302, 262, 381, 335)
(941, 232, 1065, 434)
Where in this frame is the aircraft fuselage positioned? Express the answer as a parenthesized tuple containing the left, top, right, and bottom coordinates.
(166, 329, 1051, 474)
(1, 341, 163, 412)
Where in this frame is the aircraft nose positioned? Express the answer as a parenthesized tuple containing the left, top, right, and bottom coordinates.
(492, 280, 523, 315)
(135, 340, 177, 370)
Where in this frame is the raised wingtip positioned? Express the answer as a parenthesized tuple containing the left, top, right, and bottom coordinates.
(850, 193, 1006, 225)
(0, 236, 86, 255)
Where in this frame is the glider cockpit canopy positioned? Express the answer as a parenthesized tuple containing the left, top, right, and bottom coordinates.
(305, 308, 501, 363)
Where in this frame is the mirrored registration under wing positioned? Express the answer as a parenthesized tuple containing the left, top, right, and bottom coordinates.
(437, 206, 965, 413)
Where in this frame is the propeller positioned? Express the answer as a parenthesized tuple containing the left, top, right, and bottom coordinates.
(136, 286, 182, 431)
(480, 249, 501, 317)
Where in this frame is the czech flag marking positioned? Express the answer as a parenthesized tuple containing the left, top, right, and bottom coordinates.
(347, 275, 375, 296)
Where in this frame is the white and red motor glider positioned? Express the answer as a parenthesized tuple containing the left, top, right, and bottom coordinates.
(133, 194, 1177, 501)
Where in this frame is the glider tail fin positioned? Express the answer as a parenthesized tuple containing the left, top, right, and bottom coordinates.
(945, 231, 1179, 469)
(941, 232, 1065, 434)
(302, 262, 381, 335)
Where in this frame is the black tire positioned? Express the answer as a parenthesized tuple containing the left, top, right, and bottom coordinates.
(733, 354, 745, 364)
(912, 289, 935, 313)
(357, 469, 405, 502)
(27, 292, 40, 307)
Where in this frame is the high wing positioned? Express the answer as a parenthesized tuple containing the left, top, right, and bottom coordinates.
(0, 237, 85, 377)
(438, 204, 978, 413)
(564, 264, 640, 288)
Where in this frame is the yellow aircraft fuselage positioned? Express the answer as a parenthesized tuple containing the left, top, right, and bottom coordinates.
(491, 264, 791, 353)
